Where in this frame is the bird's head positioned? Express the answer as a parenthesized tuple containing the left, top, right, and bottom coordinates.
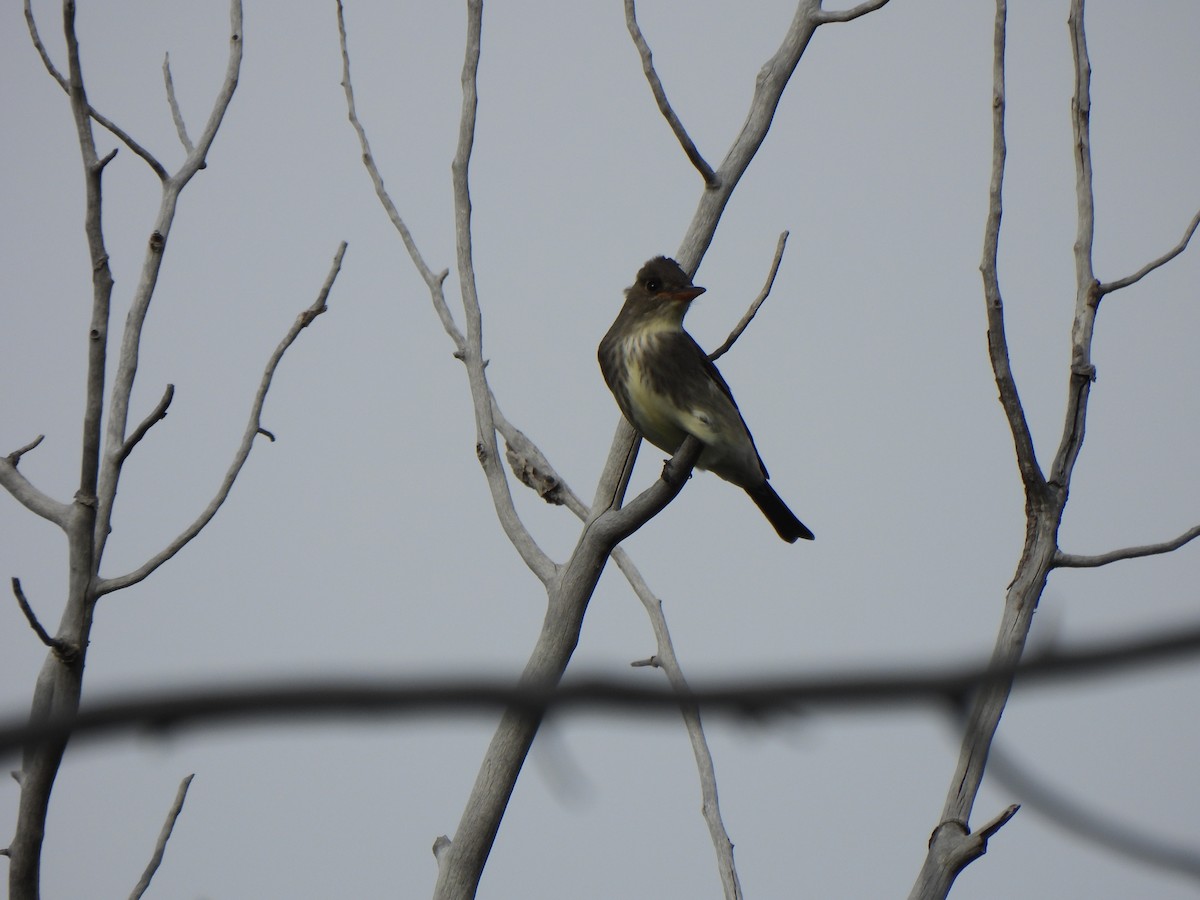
(625, 256, 706, 320)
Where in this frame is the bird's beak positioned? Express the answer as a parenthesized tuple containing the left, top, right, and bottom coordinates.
(666, 286, 705, 302)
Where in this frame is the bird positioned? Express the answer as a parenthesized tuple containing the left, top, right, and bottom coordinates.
(598, 255, 813, 543)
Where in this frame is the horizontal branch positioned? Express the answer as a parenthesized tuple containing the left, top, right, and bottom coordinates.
(1098, 207, 1200, 296)
(3, 617, 1198, 757)
(817, 0, 894, 24)
(1055, 522, 1200, 569)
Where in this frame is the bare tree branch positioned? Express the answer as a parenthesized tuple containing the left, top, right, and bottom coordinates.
(10, 579, 72, 660)
(709, 231, 789, 362)
(910, 3, 1051, 895)
(162, 53, 196, 155)
(449, 2, 557, 585)
(116, 384, 175, 466)
(6, 435, 45, 466)
(624, 0, 716, 184)
(1055, 522, 1200, 569)
(978, 0, 1044, 495)
(1099, 208, 1200, 296)
(93, 0, 245, 563)
(816, 0, 894, 24)
(336, 1, 455, 329)
(96, 242, 347, 596)
(626, 600, 744, 898)
(339, 0, 553, 585)
(0, 449, 70, 529)
(1048, 0, 1101, 491)
(9, 2, 119, 892)
(23, 0, 168, 180)
(129, 774, 194, 900)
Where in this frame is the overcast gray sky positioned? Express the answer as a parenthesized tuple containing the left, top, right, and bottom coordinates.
(3, 1, 1200, 897)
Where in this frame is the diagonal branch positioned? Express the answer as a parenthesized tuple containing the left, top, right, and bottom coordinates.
(624, 0, 715, 184)
(23, 0, 168, 180)
(11, 578, 72, 660)
(129, 774, 195, 900)
(336, 0, 462, 342)
(95, 242, 347, 597)
(1054, 522, 1200, 569)
(162, 53, 195, 155)
(709, 231, 789, 361)
(0, 443, 70, 529)
(116, 384, 175, 466)
(1098, 207, 1200, 296)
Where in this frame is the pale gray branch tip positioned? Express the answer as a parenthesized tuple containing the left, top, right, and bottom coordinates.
(817, 0, 894, 24)
(129, 774, 195, 900)
(709, 231, 789, 361)
(1099, 207, 1200, 295)
(1055, 522, 1200, 569)
(7, 435, 45, 466)
(163, 52, 196, 155)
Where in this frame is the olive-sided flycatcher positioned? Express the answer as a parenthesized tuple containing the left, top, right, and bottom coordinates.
(598, 256, 813, 543)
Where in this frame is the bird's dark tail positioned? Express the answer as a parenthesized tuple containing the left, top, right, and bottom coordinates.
(746, 483, 814, 543)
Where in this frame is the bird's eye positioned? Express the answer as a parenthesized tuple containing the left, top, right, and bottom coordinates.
(645, 278, 662, 292)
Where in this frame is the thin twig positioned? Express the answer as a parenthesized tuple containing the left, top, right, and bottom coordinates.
(162, 53, 195, 154)
(22, 0, 167, 180)
(709, 231, 789, 361)
(10, 578, 67, 657)
(129, 774, 195, 900)
(95, 242, 347, 596)
(624, 583, 744, 898)
(1055, 522, 1200, 569)
(817, 0, 894, 24)
(7, 435, 45, 466)
(0, 432, 67, 526)
(624, 0, 715, 184)
(117, 384, 175, 465)
(1098, 207, 1200, 296)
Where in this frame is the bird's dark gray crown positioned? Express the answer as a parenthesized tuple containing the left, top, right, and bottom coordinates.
(632, 256, 692, 295)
